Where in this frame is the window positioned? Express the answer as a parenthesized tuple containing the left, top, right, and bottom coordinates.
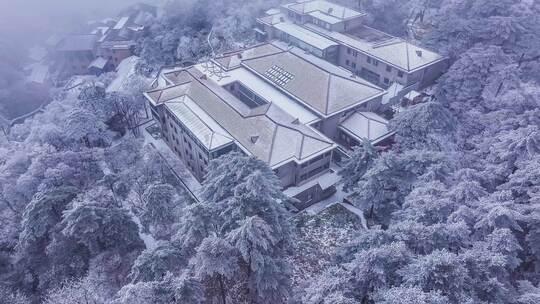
(353, 50, 358, 57)
(345, 59, 350, 66)
(384, 78, 389, 84)
(398, 71, 404, 78)
(352, 62, 356, 69)
(386, 65, 392, 72)
(347, 47, 351, 55)
(366, 56, 371, 63)
(373, 59, 378, 66)
(234, 82, 269, 108)
(307, 192, 314, 201)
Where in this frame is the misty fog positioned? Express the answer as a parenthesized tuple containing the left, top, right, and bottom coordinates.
(0, 0, 158, 47)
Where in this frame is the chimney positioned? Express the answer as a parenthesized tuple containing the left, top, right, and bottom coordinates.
(250, 135, 259, 144)
(237, 53, 242, 59)
(200, 74, 207, 80)
(328, 8, 333, 14)
(279, 16, 285, 22)
(416, 50, 422, 57)
(292, 118, 300, 124)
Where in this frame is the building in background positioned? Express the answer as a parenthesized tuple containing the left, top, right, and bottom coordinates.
(144, 42, 394, 207)
(256, 0, 447, 93)
(47, 3, 156, 80)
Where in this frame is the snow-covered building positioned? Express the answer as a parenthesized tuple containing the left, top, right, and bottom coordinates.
(256, 0, 447, 91)
(47, 3, 155, 79)
(144, 42, 393, 206)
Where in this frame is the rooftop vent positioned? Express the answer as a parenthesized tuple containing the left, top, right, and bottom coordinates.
(279, 16, 285, 22)
(237, 53, 243, 59)
(416, 50, 423, 57)
(328, 8, 334, 14)
(200, 74, 207, 80)
(250, 135, 259, 144)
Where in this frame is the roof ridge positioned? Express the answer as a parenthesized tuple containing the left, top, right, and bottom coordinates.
(325, 75, 332, 115)
(267, 126, 280, 163)
(405, 41, 411, 71)
(299, 134, 306, 159)
(181, 100, 233, 140)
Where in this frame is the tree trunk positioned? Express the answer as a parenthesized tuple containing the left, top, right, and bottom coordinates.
(218, 275, 227, 304)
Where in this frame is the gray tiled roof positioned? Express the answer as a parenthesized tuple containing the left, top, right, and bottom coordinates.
(241, 45, 385, 116)
(145, 67, 334, 167)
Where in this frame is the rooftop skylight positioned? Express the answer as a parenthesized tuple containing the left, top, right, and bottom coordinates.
(264, 65, 294, 86)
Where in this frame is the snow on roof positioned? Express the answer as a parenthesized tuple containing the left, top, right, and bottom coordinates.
(286, 0, 365, 21)
(145, 68, 335, 168)
(265, 8, 281, 15)
(88, 57, 108, 70)
(241, 44, 385, 116)
(274, 22, 338, 50)
(404, 90, 422, 100)
(113, 16, 130, 30)
(257, 12, 287, 26)
(195, 62, 320, 125)
(309, 10, 342, 24)
(28, 64, 49, 84)
(214, 43, 283, 70)
(306, 24, 445, 72)
(339, 111, 393, 144)
(284, 168, 340, 197)
(56, 34, 97, 52)
(166, 96, 234, 151)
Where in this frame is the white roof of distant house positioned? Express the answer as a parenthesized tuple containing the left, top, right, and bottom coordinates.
(88, 57, 109, 70)
(339, 111, 393, 144)
(257, 12, 287, 26)
(285, 0, 366, 21)
(28, 63, 49, 84)
(265, 8, 281, 15)
(165, 96, 235, 150)
(114, 16, 130, 30)
(240, 43, 385, 117)
(273, 22, 338, 50)
(145, 67, 335, 168)
(56, 34, 97, 52)
(306, 24, 445, 72)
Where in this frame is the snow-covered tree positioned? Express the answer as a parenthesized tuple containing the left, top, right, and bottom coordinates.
(339, 141, 378, 192)
(61, 204, 144, 255)
(129, 241, 185, 283)
(227, 216, 291, 304)
(389, 102, 456, 151)
(190, 236, 239, 304)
